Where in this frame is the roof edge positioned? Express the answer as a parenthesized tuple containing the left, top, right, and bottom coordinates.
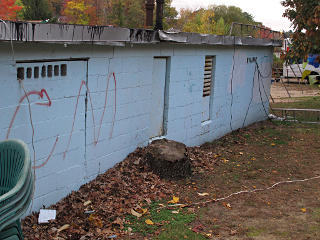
(0, 21, 282, 47)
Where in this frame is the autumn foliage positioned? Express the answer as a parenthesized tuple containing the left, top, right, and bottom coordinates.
(0, 0, 22, 20)
(62, 0, 98, 25)
(282, 0, 320, 60)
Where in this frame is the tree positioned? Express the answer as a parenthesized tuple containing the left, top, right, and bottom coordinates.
(179, 8, 216, 34)
(163, 0, 178, 29)
(214, 17, 227, 35)
(211, 5, 258, 35)
(62, 0, 97, 25)
(281, 0, 320, 60)
(175, 5, 259, 35)
(21, 0, 52, 20)
(48, 0, 64, 17)
(0, 0, 23, 20)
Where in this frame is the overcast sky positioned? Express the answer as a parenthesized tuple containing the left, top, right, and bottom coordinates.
(171, 0, 292, 31)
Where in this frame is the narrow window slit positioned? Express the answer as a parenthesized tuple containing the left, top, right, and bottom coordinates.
(17, 67, 24, 80)
(61, 64, 67, 76)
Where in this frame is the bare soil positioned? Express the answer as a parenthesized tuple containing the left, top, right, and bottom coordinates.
(177, 121, 320, 240)
(271, 81, 320, 102)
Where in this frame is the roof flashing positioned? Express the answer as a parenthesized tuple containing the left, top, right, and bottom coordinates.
(0, 21, 282, 47)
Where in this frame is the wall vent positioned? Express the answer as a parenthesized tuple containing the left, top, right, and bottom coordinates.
(34, 67, 39, 78)
(203, 56, 213, 97)
(27, 67, 32, 78)
(41, 66, 46, 77)
(17, 67, 24, 80)
(61, 64, 67, 76)
(47, 65, 53, 78)
(17, 63, 68, 80)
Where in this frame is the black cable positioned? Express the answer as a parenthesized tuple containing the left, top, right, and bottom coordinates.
(255, 60, 272, 79)
(229, 36, 236, 131)
(242, 65, 257, 128)
(254, 60, 277, 116)
(257, 71, 270, 119)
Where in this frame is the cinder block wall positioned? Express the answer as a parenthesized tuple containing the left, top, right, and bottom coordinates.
(0, 42, 272, 211)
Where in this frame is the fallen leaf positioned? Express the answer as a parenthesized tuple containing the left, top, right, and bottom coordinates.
(197, 192, 209, 196)
(223, 202, 232, 209)
(102, 229, 115, 235)
(301, 208, 307, 213)
(168, 196, 179, 204)
(83, 200, 92, 206)
(221, 158, 229, 163)
(230, 229, 238, 235)
(192, 224, 204, 233)
(131, 209, 142, 218)
(145, 219, 154, 225)
(271, 143, 276, 146)
(57, 224, 70, 233)
(113, 217, 123, 226)
(172, 211, 179, 214)
(239, 152, 244, 155)
(187, 208, 195, 213)
(88, 214, 103, 228)
(136, 208, 148, 215)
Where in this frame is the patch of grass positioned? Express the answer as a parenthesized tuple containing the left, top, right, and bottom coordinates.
(309, 223, 320, 236)
(157, 223, 207, 240)
(232, 174, 240, 182)
(271, 96, 320, 109)
(295, 124, 320, 135)
(257, 126, 291, 145)
(246, 227, 265, 237)
(212, 224, 220, 229)
(244, 134, 251, 139)
(125, 201, 196, 236)
(273, 231, 289, 238)
(312, 208, 320, 221)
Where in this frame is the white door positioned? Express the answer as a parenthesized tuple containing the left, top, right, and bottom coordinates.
(150, 58, 167, 138)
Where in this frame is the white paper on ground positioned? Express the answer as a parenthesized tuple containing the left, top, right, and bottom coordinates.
(38, 209, 56, 224)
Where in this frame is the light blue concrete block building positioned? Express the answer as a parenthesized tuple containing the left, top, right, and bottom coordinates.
(0, 21, 281, 211)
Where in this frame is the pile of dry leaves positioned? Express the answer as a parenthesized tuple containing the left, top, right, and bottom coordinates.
(22, 141, 222, 240)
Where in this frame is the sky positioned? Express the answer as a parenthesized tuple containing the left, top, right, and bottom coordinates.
(171, 0, 292, 32)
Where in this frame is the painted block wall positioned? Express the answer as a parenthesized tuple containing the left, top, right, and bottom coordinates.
(0, 42, 272, 211)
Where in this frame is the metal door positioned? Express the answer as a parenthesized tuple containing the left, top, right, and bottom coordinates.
(150, 58, 167, 138)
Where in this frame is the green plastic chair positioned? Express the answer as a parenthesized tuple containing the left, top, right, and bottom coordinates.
(0, 139, 34, 239)
(0, 222, 22, 240)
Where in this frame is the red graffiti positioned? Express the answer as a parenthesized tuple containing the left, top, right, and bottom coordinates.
(7, 73, 117, 167)
(63, 73, 117, 159)
(32, 136, 59, 169)
(6, 88, 58, 169)
(6, 89, 52, 139)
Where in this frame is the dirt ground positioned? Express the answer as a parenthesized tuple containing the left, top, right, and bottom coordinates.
(177, 121, 320, 240)
(22, 121, 320, 240)
(271, 81, 320, 102)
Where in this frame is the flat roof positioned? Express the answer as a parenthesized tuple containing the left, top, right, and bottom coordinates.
(0, 21, 282, 47)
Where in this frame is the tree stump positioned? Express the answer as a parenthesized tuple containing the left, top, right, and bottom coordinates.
(146, 139, 192, 179)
